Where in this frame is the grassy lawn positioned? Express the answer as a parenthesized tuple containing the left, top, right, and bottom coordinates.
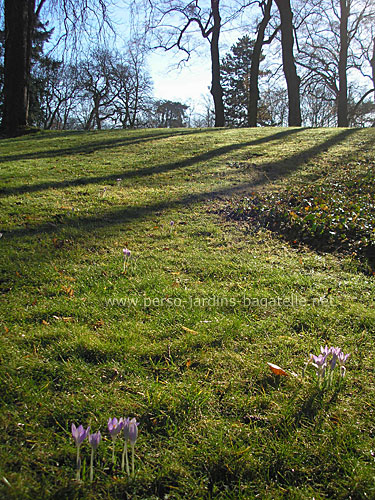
(0, 127, 374, 499)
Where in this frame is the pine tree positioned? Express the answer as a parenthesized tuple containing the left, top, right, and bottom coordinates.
(221, 36, 270, 127)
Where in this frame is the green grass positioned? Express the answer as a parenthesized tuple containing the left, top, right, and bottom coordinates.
(0, 127, 374, 499)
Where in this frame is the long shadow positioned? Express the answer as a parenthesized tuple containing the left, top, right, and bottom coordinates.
(3, 128, 358, 241)
(0, 128, 216, 166)
(0, 128, 304, 197)
(0, 129, 90, 142)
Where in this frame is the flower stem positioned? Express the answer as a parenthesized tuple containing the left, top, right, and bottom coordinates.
(121, 441, 130, 474)
(126, 442, 130, 476)
(121, 441, 125, 472)
(112, 439, 116, 464)
(131, 445, 135, 477)
(90, 448, 94, 481)
(75, 447, 81, 481)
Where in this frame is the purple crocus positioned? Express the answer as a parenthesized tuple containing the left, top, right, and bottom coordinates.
(123, 248, 131, 272)
(108, 417, 124, 436)
(108, 417, 124, 464)
(129, 418, 139, 446)
(72, 424, 90, 447)
(329, 347, 341, 371)
(89, 431, 101, 450)
(71, 424, 90, 480)
(338, 351, 351, 377)
(129, 417, 139, 476)
(311, 353, 327, 379)
(320, 345, 330, 356)
(88, 431, 101, 481)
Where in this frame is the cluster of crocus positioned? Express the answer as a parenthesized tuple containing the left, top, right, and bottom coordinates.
(108, 417, 139, 476)
(71, 424, 96, 480)
(123, 248, 131, 272)
(71, 417, 139, 481)
(309, 346, 351, 385)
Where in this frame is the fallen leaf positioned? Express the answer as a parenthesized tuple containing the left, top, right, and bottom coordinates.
(61, 285, 74, 297)
(4, 326, 9, 333)
(42, 320, 49, 325)
(267, 362, 288, 376)
(186, 359, 192, 368)
(181, 326, 198, 335)
(52, 238, 64, 248)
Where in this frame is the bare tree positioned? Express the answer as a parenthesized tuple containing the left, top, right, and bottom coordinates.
(112, 43, 153, 128)
(297, 0, 375, 127)
(1, 0, 113, 136)
(141, 0, 255, 127)
(144, 0, 226, 126)
(248, 0, 278, 126)
(274, 0, 302, 126)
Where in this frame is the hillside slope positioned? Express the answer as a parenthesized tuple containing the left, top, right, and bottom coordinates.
(0, 127, 374, 499)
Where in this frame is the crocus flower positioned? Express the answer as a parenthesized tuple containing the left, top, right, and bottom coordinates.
(108, 417, 124, 464)
(88, 431, 101, 481)
(71, 424, 90, 480)
(89, 430, 101, 450)
(123, 248, 131, 272)
(72, 424, 90, 446)
(338, 351, 351, 377)
(108, 417, 123, 436)
(311, 353, 327, 379)
(129, 418, 139, 476)
(320, 345, 330, 356)
(329, 348, 339, 371)
(121, 417, 130, 474)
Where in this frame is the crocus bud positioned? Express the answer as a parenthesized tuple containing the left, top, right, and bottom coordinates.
(129, 418, 139, 447)
(89, 431, 101, 450)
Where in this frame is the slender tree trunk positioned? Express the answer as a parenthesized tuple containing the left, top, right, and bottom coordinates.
(371, 37, 375, 103)
(249, 0, 273, 127)
(2, 0, 34, 136)
(210, 0, 225, 127)
(274, 0, 301, 126)
(371, 37, 375, 126)
(338, 0, 349, 127)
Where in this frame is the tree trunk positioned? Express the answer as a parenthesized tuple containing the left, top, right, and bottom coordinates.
(2, 0, 34, 136)
(248, 0, 273, 127)
(338, 0, 349, 127)
(371, 37, 375, 126)
(274, 0, 301, 126)
(210, 0, 225, 127)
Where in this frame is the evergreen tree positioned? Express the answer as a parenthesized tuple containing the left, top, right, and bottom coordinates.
(221, 36, 270, 127)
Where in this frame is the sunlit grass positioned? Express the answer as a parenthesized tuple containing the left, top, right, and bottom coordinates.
(0, 127, 374, 499)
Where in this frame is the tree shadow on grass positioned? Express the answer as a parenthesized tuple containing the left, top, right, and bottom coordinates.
(0, 127, 304, 197)
(4, 128, 358, 242)
(0, 128, 215, 166)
